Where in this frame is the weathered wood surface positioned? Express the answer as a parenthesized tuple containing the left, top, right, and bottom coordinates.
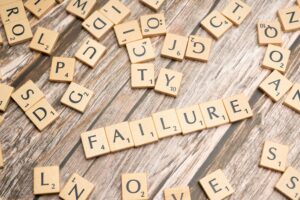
(0, 0, 299, 199)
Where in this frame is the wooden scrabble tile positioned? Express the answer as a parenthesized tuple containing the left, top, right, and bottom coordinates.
(11, 80, 45, 112)
(66, 0, 96, 19)
(33, 166, 60, 195)
(0, 83, 14, 112)
(152, 109, 182, 139)
(164, 187, 191, 200)
(200, 10, 233, 39)
(298, 0, 300, 6)
(4, 19, 33, 46)
(75, 38, 107, 68)
(140, 13, 167, 37)
(81, 128, 110, 159)
(262, 44, 291, 73)
(0, 1, 27, 24)
(25, 98, 59, 131)
(114, 20, 143, 46)
(59, 173, 94, 200)
(129, 117, 158, 147)
(199, 169, 234, 200)
(82, 11, 114, 40)
(140, 0, 165, 11)
(49, 57, 75, 83)
(126, 38, 155, 64)
(105, 122, 134, 152)
(259, 70, 293, 102)
(221, 0, 251, 25)
(131, 63, 155, 88)
(122, 173, 148, 200)
(176, 105, 206, 135)
(278, 6, 300, 32)
(222, 93, 253, 122)
(154, 68, 183, 97)
(257, 21, 282, 46)
(276, 167, 300, 199)
(25, 0, 56, 18)
(60, 82, 94, 113)
(161, 33, 188, 61)
(100, 0, 130, 25)
(284, 83, 300, 113)
(185, 35, 212, 62)
(199, 99, 230, 128)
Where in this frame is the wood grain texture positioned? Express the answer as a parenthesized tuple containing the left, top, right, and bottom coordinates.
(0, 0, 299, 199)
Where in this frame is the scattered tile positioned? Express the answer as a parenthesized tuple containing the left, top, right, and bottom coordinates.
(257, 20, 282, 46)
(284, 83, 300, 113)
(49, 57, 75, 83)
(275, 167, 300, 200)
(140, 13, 167, 37)
(126, 38, 155, 64)
(164, 186, 191, 200)
(122, 173, 148, 200)
(4, 19, 33, 45)
(131, 63, 155, 88)
(25, 0, 56, 18)
(66, 0, 96, 19)
(140, 0, 165, 11)
(221, 0, 251, 25)
(100, 0, 130, 24)
(185, 35, 212, 62)
(0, 83, 14, 112)
(278, 6, 300, 32)
(0, 1, 27, 24)
(33, 166, 60, 195)
(114, 20, 143, 46)
(161, 33, 188, 61)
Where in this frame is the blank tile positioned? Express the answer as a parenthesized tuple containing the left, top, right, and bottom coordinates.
(164, 186, 191, 200)
(284, 83, 300, 113)
(185, 35, 212, 62)
(4, 19, 33, 46)
(275, 167, 300, 200)
(49, 57, 75, 82)
(25, 0, 56, 18)
(126, 38, 155, 64)
(114, 20, 143, 46)
(122, 173, 148, 200)
(100, 0, 130, 24)
(221, 0, 251, 25)
(140, 0, 165, 11)
(0, 1, 27, 24)
(278, 6, 300, 32)
(140, 13, 167, 37)
(257, 21, 282, 46)
(0, 83, 14, 112)
(33, 166, 60, 195)
(66, 0, 96, 19)
(161, 33, 188, 61)
(131, 63, 155, 88)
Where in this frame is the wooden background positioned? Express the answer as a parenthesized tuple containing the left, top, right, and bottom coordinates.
(0, 0, 299, 199)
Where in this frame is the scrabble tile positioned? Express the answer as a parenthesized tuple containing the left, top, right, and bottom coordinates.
(126, 38, 155, 64)
(262, 44, 291, 73)
(221, 0, 251, 26)
(66, 0, 96, 19)
(82, 11, 114, 40)
(59, 173, 94, 200)
(200, 10, 233, 39)
(75, 38, 107, 68)
(0, 1, 27, 24)
(152, 109, 182, 139)
(100, 0, 130, 25)
(4, 19, 33, 46)
(0, 83, 14, 112)
(284, 83, 300, 113)
(33, 166, 60, 195)
(278, 6, 300, 32)
(257, 21, 282, 46)
(11, 80, 44, 112)
(114, 20, 143, 46)
(49, 57, 75, 83)
(140, 13, 167, 37)
(140, 0, 165, 11)
(199, 99, 230, 128)
(176, 105, 206, 135)
(259, 141, 289, 172)
(275, 167, 300, 200)
(199, 169, 234, 200)
(60, 82, 94, 113)
(129, 117, 158, 147)
(81, 128, 110, 159)
(222, 93, 253, 122)
(298, 0, 300, 6)
(122, 173, 148, 200)
(161, 33, 188, 61)
(185, 35, 212, 62)
(25, 98, 59, 131)
(105, 122, 134, 152)
(154, 68, 183, 97)
(25, 0, 56, 18)
(131, 63, 155, 88)
(259, 70, 293, 102)
(164, 187, 191, 200)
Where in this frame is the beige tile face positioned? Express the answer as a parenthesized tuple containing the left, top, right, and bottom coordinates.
(164, 187, 191, 200)
(275, 167, 300, 200)
(33, 166, 60, 195)
(29, 27, 59, 55)
(81, 128, 110, 159)
(152, 109, 182, 139)
(221, 0, 251, 25)
(199, 169, 234, 200)
(140, 0, 165, 11)
(262, 44, 291, 73)
(114, 20, 143, 46)
(284, 83, 300, 113)
(59, 173, 94, 200)
(129, 117, 158, 147)
(161, 33, 188, 61)
(140, 13, 167, 37)
(185, 35, 212, 62)
(100, 0, 130, 24)
(154, 68, 183, 97)
(278, 6, 300, 32)
(298, 0, 300, 6)
(12, 80, 45, 112)
(25, 0, 56, 18)
(4, 19, 33, 46)
(259, 70, 293, 102)
(257, 21, 282, 46)
(75, 38, 107, 68)
(50, 57, 75, 82)
(0, 84, 14, 112)
(105, 122, 134, 152)
(126, 38, 155, 64)
(199, 99, 229, 128)
(122, 173, 148, 200)
(66, 0, 96, 19)
(131, 63, 155, 88)
(0, 1, 27, 24)
(222, 93, 253, 122)
(61, 82, 94, 113)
